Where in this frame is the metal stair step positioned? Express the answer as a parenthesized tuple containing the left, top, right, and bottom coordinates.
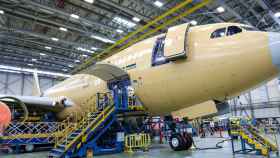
(51, 148, 64, 154)
(49, 150, 63, 158)
(57, 144, 66, 149)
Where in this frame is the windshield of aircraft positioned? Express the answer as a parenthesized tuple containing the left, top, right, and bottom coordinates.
(241, 26, 258, 31)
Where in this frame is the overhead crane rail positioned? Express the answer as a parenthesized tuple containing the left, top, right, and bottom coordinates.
(72, 0, 212, 73)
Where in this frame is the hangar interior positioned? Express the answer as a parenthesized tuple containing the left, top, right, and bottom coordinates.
(1, 0, 280, 158)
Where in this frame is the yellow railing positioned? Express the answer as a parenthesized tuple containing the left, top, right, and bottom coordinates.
(54, 116, 76, 148)
(64, 105, 115, 151)
(125, 133, 151, 153)
(231, 124, 279, 156)
(0, 121, 75, 146)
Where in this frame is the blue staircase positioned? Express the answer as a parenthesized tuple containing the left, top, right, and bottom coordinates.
(48, 105, 116, 158)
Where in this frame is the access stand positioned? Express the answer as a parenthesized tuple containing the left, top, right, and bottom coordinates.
(48, 78, 148, 158)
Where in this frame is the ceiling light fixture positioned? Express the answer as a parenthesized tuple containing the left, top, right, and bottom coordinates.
(91, 35, 115, 43)
(190, 20, 198, 25)
(51, 37, 59, 41)
(274, 12, 280, 18)
(116, 29, 124, 33)
(0, 65, 70, 77)
(113, 16, 136, 28)
(0, 10, 4, 14)
(59, 27, 68, 32)
(70, 14, 79, 19)
(76, 47, 94, 53)
(84, 0, 94, 4)
(216, 6, 225, 13)
(132, 17, 141, 22)
(44, 46, 52, 50)
(154, 1, 164, 8)
(40, 53, 46, 56)
(91, 47, 98, 51)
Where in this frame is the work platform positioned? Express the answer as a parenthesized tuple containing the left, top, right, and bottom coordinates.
(0, 76, 151, 158)
(230, 117, 279, 157)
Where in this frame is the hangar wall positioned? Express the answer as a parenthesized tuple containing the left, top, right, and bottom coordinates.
(229, 78, 280, 119)
(0, 71, 59, 96)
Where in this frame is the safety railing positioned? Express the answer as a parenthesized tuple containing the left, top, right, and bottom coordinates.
(1, 121, 69, 144)
(125, 133, 151, 153)
(54, 116, 76, 148)
(230, 118, 279, 156)
(64, 105, 115, 151)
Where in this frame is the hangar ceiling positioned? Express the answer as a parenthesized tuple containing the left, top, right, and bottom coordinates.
(0, 0, 280, 74)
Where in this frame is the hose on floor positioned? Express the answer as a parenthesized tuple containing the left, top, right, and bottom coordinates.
(192, 138, 231, 150)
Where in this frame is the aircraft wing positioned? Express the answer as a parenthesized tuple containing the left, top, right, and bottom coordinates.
(0, 94, 74, 112)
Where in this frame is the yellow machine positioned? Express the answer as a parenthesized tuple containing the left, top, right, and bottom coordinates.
(229, 117, 279, 157)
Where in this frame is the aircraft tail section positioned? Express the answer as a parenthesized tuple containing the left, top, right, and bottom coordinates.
(32, 70, 42, 96)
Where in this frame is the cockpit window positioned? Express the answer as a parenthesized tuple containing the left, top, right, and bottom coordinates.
(210, 28, 226, 39)
(227, 26, 242, 36)
(242, 26, 258, 31)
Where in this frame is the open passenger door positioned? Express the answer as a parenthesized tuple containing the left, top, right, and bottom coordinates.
(164, 23, 190, 61)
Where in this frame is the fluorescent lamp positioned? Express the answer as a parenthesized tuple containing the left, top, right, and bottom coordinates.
(116, 29, 124, 33)
(132, 17, 141, 22)
(51, 37, 59, 41)
(70, 14, 79, 19)
(154, 1, 164, 8)
(91, 35, 115, 43)
(216, 6, 225, 13)
(82, 54, 88, 57)
(91, 47, 98, 51)
(62, 68, 68, 72)
(0, 65, 70, 77)
(113, 16, 136, 28)
(275, 12, 280, 18)
(0, 69, 21, 74)
(40, 53, 46, 56)
(190, 20, 198, 25)
(84, 0, 94, 3)
(44, 46, 52, 50)
(59, 27, 68, 32)
(32, 58, 37, 62)
(75, 60, 80, 63)
(0, 10, 4, 14)
(68, 64, 74, 68)
(76, 47, 94, 53)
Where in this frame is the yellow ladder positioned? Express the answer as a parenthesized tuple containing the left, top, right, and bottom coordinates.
(49, 105, 115, 158)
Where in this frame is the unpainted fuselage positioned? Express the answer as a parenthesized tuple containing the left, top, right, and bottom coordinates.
(44, 23, 280, 119)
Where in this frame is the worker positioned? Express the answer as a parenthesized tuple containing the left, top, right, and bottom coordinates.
(127, 86, 136, 106)
(210, 121, 215, 135)
(103, 93, 109, 108)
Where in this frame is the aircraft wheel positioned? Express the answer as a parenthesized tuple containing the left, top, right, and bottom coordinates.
(169, 134, 185, 151)
(24, 144, 34, 152)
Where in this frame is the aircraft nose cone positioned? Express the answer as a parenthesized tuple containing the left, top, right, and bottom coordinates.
(269, 32, 280, 69)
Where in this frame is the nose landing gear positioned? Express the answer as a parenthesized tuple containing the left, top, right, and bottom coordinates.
(169, 133, 193, 151)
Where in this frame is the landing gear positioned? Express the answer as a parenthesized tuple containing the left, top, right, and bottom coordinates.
(164, 115, 194, 151)
(169, 133, 193, 151)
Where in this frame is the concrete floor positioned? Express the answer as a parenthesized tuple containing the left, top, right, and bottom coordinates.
(1, 137, 279, 158)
